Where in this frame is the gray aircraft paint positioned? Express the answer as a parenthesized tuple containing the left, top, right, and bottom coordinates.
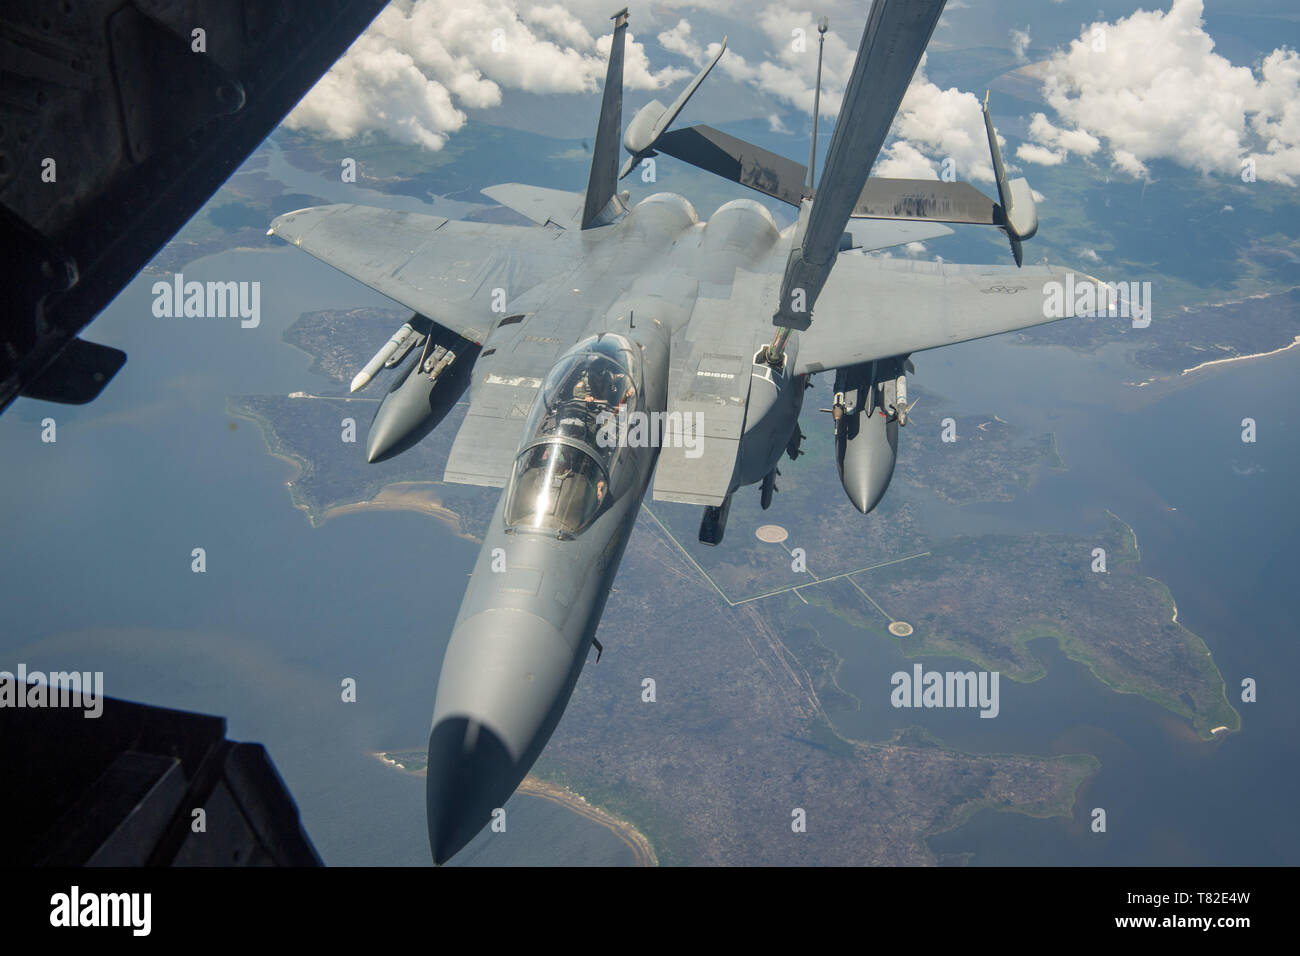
(268, 0, 1099, 862)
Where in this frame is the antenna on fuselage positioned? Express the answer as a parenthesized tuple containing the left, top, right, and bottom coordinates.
(806, 16, 829, 191)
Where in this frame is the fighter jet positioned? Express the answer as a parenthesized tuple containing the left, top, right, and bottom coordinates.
(268, 0, 1095, 863)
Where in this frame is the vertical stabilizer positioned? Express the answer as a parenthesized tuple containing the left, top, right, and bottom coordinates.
(982, 91, 1038, 266)
(582, 8, 629, 229)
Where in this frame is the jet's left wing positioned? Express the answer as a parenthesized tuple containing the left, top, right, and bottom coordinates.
(793, 258, 1103, 374)
(268, 204, 575, 344)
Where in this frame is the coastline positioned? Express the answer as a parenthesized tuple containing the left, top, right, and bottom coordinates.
(1102, 510, 1241, 737)
(1179, 334, 1300, 377)
(227, 395, 480, 540)
(807, 510, 1239, 738)
(1125, 334, 1300, 388)
(319, 481, 477, 542)
(517, 776, 659, 867)
(371, 753, 658, 866)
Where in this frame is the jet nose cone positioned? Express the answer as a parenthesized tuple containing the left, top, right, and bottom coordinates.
(425, 610, 582, 863)
(426, 717, 518, 864)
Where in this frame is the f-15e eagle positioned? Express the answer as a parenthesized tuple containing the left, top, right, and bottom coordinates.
(269, 0, 1091, 863)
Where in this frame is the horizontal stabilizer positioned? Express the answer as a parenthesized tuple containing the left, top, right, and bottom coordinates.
(853, 179, 996, 225)
(652, 128, 1008, 234)
(655, 124, 807, 206)
(656, 128, 1003, 232)
(481, 184, 583, 229)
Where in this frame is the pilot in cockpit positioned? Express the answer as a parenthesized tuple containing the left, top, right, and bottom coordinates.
(571, 370, 596, 403)
(608, 371, 634, 407)
(592, 369, 619, 405)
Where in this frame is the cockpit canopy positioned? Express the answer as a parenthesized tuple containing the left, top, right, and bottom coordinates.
(504, 334, 640, 538)
(504, 443, 608, 538)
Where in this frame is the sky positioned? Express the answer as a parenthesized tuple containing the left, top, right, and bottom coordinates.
(282, 0, 1300, 186)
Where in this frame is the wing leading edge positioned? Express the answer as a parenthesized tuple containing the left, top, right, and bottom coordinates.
(793, 258, 1104, 375)
(268, 204, 574, 345)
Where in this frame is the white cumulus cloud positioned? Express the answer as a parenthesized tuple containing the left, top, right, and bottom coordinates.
(1020, 0, 1300, 184)
(1010, 27, 1031, 63)
(1016, 143, 1063, 166)
(286, 0, 688, 150)
(658, 18, 703, 62)
(879, 57, 998, 184)
(661, 7, 858, 119)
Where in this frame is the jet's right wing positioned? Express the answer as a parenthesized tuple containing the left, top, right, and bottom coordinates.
(269, 204, 575, 345)
(792, 258, 1104, 374)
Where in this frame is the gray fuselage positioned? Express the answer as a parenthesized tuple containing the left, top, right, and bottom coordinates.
(426, 192, 806, 861)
